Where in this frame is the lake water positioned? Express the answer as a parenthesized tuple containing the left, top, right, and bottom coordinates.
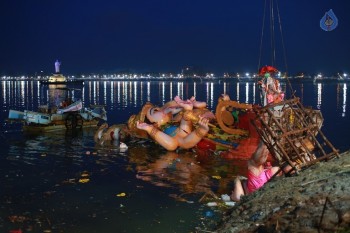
(0, 79, 349, 233)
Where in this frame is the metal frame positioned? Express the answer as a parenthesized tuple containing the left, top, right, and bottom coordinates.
(252, 97, 339, 174)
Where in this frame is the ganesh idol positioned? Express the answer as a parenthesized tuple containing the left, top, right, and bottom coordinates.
(127, 96, 215, 151)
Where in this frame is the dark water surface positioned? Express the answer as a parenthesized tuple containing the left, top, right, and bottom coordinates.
(0, 79, 349, 233)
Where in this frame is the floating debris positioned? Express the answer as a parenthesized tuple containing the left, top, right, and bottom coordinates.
(207, 202, 218, 207)
(8, 215, 27, 223)
(78, 178, 90, 183)
(205, 210, 214, 217)
(224, 201, 235, 206)
(80, 171, 90, 177)
(221, 194, 230, 202)
(120, 142, 128, 151)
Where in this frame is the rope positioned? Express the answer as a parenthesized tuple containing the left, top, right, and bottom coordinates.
(275, 0, 295, 97)
(257, 0, 267, 73)
(257, 0, 267, 106)
(258, 0, 295, 99)
(270, 0, 276, 66)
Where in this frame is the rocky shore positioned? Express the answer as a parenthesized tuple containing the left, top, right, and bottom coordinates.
(215, 150, 350, 233)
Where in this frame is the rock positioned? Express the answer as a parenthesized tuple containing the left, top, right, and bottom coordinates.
(215, 151, 350, 233)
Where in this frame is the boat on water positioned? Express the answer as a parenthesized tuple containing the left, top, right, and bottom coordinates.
(7, 88, 107, 132)
(41, 73, 68, 84)
(40, 60, 83, 85)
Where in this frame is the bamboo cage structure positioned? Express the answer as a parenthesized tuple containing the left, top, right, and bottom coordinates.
(252, 97, 340, 174)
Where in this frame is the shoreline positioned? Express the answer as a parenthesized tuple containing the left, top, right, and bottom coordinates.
(215, 150, 350, 232)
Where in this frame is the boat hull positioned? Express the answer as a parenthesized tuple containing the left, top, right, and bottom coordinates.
(22, 119, 99, 133)
(7, 101, 107, 132)
(40, 80, 84, 85)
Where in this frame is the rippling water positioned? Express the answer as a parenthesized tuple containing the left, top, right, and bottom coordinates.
(0, 79, 349, 232)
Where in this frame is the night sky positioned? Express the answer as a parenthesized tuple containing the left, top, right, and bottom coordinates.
(1, 0, 349, 76)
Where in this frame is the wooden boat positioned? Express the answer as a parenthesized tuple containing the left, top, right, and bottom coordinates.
(7, 87, 107, 133)
(8, 102, 107, 132)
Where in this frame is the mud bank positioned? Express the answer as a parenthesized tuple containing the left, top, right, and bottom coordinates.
(216, 150, 350, 233)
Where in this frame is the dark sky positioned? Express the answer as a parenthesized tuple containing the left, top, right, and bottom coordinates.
(1, 0, 349, 76)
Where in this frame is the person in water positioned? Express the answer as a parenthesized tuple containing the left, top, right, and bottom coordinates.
(129, 96, 215, 151)
(230, 141, 282, 202)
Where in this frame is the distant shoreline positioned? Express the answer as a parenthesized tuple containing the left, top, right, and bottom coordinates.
(1, 76, 350, 83)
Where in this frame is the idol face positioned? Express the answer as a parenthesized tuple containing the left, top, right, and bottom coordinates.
(146, 107, 171, 126)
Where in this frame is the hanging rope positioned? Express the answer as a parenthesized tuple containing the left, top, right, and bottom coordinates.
(275, 0, 287, 73)
(270, 0, 276, 67)
(257, 0, 267, 72)
(275, 0, 295, 97)
(257, 0, 268, 106)
(258, 0, 295, 99)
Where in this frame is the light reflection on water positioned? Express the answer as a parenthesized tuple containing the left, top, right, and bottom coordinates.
(317, 83, 322, 110)
(0, 79, 350, 232)
(342, 84, 347, 117)
(6, 79, 348, 115)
